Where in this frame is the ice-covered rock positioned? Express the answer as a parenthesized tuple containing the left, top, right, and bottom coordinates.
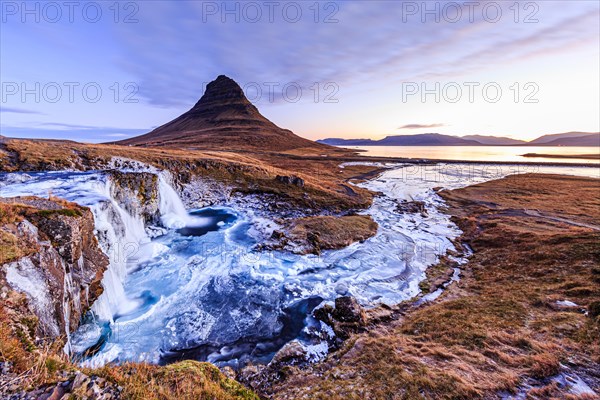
(0, 199, 108, 340)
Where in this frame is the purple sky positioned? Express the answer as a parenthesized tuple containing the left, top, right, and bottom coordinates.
(1, 1, 599, 142)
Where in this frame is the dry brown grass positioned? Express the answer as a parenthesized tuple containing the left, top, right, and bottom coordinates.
(94, 361, 258, 400)
(0, 202, 32, 264)
(263, 174, 600, 399)
(0, 138, 377, 212)
(0, 202, 24, 225)
(285, 215, 378, 254)
(0, 230, 22, 265)
(0, 305, 33, 372)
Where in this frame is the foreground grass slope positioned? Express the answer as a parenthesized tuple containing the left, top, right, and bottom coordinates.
(263, 174, 600, 399)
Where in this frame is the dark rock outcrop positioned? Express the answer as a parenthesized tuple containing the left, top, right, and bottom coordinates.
(332, 296, 367, 324)
(0, 197, 108, 338)
(269, 340, 308, 368)
(108, 170, 160, 224)
(275, 175, 305, 188)
(312, 296, 367, 341)
(395, 200, 428, 217)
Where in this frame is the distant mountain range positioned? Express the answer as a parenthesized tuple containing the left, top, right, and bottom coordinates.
(318, 132, 600, 147)
(527, 132, 600, 146)
(461, 135, 526, 145)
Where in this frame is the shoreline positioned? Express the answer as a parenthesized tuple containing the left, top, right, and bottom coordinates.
(521, 152, 600, 160)
(282, 151, 600, 169)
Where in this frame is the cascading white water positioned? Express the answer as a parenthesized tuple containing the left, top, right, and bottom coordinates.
(157, 171, 191, 229)
(88, 200, 145, 320)
(0, 169, 193, 324)
(90, 172, 193, 322)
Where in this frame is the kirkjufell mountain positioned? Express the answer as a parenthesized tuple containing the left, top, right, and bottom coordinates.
(118, 75, 329, 151)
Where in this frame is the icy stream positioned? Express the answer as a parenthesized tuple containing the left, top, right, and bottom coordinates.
(0, 163, 597, 368)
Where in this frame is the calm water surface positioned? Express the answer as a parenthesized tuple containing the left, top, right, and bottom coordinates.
(342, 146, 600, 164)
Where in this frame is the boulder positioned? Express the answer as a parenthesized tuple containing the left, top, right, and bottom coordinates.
(269, 340, 307, 368)
(395, 200, 428, 217)
(312, 297, 367, 343)
(332, 296, 367, 325)
(275, 175, 305, 188)
(313, 304, 334, 325)
(589, 301, 600, 319)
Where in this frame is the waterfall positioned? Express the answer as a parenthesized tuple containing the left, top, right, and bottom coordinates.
(62, 269, 75, 354)
(88, 171, 190, 323)
(158, 171, 191, 229)
(88, 178, 149, 322)
(1, 168, 204, 357)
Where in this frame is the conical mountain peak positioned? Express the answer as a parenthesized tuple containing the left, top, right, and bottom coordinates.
(193, 75, 249, 109)
(117, 75, 329, 152)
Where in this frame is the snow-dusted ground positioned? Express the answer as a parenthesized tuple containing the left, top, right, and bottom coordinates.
(0, 163, 598, 368)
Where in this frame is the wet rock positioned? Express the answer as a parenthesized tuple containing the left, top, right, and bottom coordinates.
(107, 170, 160, 225)
(333, 296, 367, 325)
(45, 385, 65, 400)
(220, 366, 237, 380)
(146, 225, 168, 238)
(1, 198, 108, 338)
(312, 298, 367, 344)
(275, 175, 305, 188)
(269, 340, 307, 368)
(270, 230, 285, 240)
(238, 364, 266, 385)
(589, 301, 600, 319)
(313, 304, 334, 325)
(395, 200, 428, 217)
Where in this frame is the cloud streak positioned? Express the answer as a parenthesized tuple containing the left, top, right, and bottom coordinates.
(399, 123, 445, 130)
(106, 1, 599, 108)
(0, 125, 148, 143)
(1, 107, 43, 115)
